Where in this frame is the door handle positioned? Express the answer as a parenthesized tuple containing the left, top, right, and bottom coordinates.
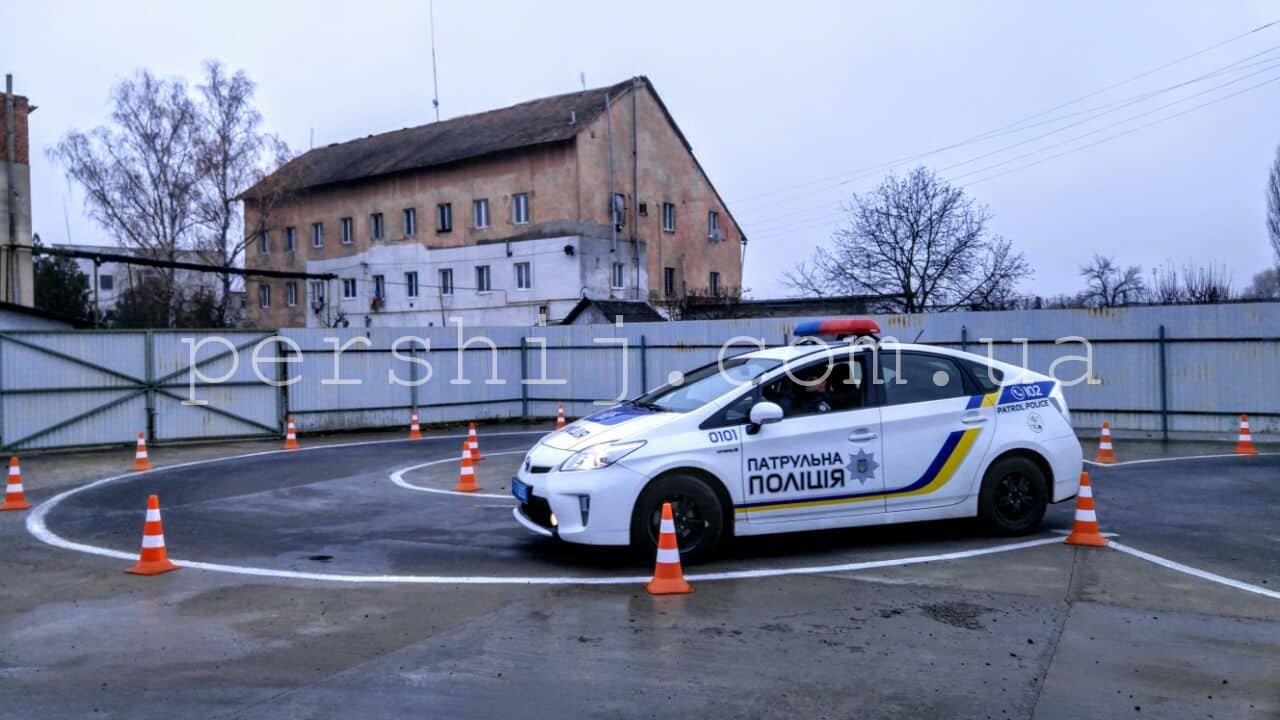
(961, 412, 988, 425)
(848, 429, 879, 442)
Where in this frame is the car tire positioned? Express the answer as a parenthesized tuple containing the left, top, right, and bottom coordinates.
(977, 455, 1048, 536)
(630, 473, 725, 565)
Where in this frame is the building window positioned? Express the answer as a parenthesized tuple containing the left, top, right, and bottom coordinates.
(514, 261, 532, 290)
(475, 265, 491, 292)
(286, 281, 298, 307)
(663, 266, 676, 297)
(342, 278, 357, 299)
(285, 226, 297, 252)
(662, 202, 676, 232)
(309, 280, 325, 303)
(512, 193, 529, 225)
(372, 274, 386, 301)
(258, 283, 271, 308)
(312, 222, 324, 248)
(709, 271, 721, 296)
(339, 217, 352, 244)
(611, 262, 625, 289)
(708, 210, 720, 239)
(405, 271, 419, 298)
(638, 201, 648, 217)
(473, 199, 490, 229)
(99, 274, 114, 291)
(371, 212, 385, 241)
(439, 268, 454, 295)
(403, 208, 416, 236)
(611, 193, 626, 229)
(437, 203, 453, 233)
(259, 230, 269, 254)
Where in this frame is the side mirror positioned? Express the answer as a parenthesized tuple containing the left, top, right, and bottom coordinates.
(748, 401, 784, 432)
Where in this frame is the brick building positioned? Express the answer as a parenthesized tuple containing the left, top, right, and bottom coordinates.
(241, 76, 743, 328)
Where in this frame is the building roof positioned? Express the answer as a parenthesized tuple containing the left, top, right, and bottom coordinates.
(0, 301, 84, 329)
(680, 294, 899, 320)
(245, 78, 638, 197)
(561, 299, 667, 325)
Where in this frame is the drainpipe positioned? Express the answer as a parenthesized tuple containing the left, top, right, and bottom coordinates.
(605, 91, 616, 254)
(631, 77, 639, 300)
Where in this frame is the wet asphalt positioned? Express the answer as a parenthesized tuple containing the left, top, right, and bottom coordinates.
(1, 429, 1276, 719)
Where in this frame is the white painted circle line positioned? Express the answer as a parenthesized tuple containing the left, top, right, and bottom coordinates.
(1108, 540, 1279, 600)
(1084, 451, 1278, 467)
(390, 453, 522, 500)
(26, 434, 1069, 586)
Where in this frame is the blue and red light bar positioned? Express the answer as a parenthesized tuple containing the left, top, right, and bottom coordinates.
(794, 318, 881, 339)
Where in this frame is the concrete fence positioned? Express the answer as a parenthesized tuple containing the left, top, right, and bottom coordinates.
(1, 302, 1276, 451)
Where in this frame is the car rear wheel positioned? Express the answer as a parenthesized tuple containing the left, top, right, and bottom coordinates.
(630, 474, 725, 565)
(977, 456, 1048, 535)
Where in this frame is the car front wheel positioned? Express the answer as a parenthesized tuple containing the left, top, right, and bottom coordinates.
(630, 474, 725, 565)
(977, 455, 1048, 535)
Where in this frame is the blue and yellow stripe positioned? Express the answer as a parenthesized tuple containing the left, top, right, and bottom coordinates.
(734, 391, 997, 515)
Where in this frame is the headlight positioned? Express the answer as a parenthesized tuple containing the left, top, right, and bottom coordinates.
(560, 440, 646, 472)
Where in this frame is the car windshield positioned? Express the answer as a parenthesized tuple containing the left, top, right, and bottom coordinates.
(632, 356, 782, 413)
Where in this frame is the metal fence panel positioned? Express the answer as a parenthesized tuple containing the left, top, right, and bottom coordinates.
(1, 303, 1276, 450)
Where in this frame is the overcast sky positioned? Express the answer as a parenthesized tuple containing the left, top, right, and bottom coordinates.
(4, 1, 1278, 300)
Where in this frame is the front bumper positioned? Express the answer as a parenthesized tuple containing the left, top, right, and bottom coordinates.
(512, 448, 642, 546)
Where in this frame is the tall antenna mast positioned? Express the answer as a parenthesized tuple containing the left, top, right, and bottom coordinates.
(429, 0, 441, 121)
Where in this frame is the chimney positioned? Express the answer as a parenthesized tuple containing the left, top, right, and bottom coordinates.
(2, 74, 36, 306)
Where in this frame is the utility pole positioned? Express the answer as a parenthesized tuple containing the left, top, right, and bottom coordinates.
(429, 0, 441, 122)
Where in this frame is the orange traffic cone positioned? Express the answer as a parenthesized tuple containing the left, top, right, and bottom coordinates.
(131, 432, 152, 471)
(453, 440, 481, 493)
(1, 456, 31, 511)
(645, 502, 694, 595)
(124, 494, 180, 575)
(283, 417, 300, 450)
(1064, 472, 1108, 547)
(467, 422, 484, 461)
(555, 404, 566, 430)
(1234, 414, 1258, 455)
(1092, 422, 1116, 464)
(408, 411, 423, 440)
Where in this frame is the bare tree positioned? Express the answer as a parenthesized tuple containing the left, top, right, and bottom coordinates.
(783, 168, 1030, 312)
(1149, 263, 1183, 304)
(193, 60, 292, 327)
(1079, 255, 1145, 307)
(1268, 146, 1280, 263)
(1181, 262, 1232, 304)
(51, 71, 201, 326)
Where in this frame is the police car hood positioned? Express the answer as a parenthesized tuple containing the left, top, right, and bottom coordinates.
(540, 404, 677, 451)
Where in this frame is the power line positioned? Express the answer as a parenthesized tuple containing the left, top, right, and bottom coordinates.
(747, 71, 1280, 241)
(737, 43, 1280, 226)
(743, 59, 1280, 235)
(732, 18, 1280, 207)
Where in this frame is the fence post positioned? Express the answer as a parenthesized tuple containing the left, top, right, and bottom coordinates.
(961, 325, 968, 352)
(520, 336, 529, 420)
(144, 330, 156, 442)
(276, 334, 288, 434)
(1158, 324, 1169, 443)
(640, 334, 648, 393)
(408, 342, 419, 415)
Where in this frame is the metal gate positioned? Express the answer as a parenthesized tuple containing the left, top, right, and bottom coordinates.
(0, 330, 282, 451)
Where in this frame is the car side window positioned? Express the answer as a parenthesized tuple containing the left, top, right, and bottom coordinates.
(760, 356, 866, 419)
(961, 358, 1003, 394)
(700, 388, 757, 429)
(881, 353, 968, 405)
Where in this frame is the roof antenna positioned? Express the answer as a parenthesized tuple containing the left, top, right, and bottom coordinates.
(429, 0, 441, 122)
(579, 72, 586, 92)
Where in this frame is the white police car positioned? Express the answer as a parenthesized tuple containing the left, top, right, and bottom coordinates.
(512, 319, 1083, 563)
